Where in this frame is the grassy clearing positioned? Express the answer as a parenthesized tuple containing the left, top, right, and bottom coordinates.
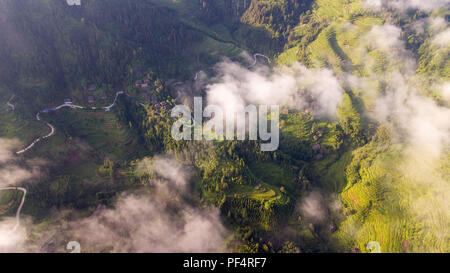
(249, 162, 297, 193)
(43, 107, 143, 161)
(183, 35, 244, 71)
(281, 113, 314, 141)
(313, 150, 352, 192)
(222, 161, 295, 212)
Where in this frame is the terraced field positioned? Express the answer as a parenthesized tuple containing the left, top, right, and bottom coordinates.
(314, 0, 362, 21)
(308, 17, 383, 72)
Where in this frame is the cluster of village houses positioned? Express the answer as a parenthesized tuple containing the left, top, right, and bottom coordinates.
(135, 79, 152, 89)
(140, 92, 169, 110)
(64, 84, 104, 104)
(135, 79, 169, 110)
(312, 129, 324, 160)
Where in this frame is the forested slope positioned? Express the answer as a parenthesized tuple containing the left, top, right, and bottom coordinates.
(0, 0, 448, 253)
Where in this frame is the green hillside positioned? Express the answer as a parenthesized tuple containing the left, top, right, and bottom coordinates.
(0, 0, 448, 253)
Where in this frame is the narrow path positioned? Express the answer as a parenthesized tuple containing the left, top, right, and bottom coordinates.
(248, 53, 271, 68)
(16, 104, 82, 154)
(191, 52, 271, 80)
(6, 95, 15, 111)
(103, 91, 124, 112)
(172, 82, 183, 86)
(0, 187, 27, 232)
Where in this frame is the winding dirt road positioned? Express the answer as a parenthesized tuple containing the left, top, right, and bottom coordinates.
(248, 53, 271, 68)
(6, 95, 15, 111)
(15, 92, 126, 154)
(191, 53, 271, 80)
(103, 91, 124, 112)
(0, 187, 27, 232)
(15, 104, 82, 154)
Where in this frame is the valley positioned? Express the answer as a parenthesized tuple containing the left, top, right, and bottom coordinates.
(0, 0, 448, 253)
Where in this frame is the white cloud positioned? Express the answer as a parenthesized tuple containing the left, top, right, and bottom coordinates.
(297, 191, 328, 224)
(61, 156, 228, 253)
(364, 0, 450, 12)
(70, 194, 227, 253)
(206, 59, 344, 119)
(432, 28, 450, 47)
(0, 218, 28, 252)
